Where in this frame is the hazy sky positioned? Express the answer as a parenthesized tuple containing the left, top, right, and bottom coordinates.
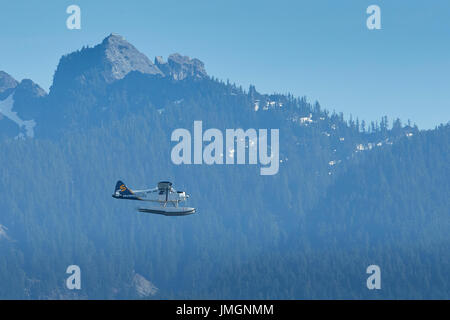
(0, 0, 449, 129)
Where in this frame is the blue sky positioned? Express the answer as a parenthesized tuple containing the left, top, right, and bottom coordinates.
(0, 0, 449, 129)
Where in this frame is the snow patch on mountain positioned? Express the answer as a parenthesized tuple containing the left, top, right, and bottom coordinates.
(0, 224, 11, 241)
(0, 93, 36, 138)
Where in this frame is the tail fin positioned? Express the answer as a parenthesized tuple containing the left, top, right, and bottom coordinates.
(114, 180, 134, 196)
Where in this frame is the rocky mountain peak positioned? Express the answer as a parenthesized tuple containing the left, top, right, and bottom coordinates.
(0, 224, 11, 241)
(99, 33, 163, 81)
(50, 33, 208, 95)
(155, 53, 207, 80)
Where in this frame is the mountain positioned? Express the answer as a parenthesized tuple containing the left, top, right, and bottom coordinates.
(0, 71, 19, 98)
(50, 33, 207, 94)
(43, 33, 209, 135)
(154, 53, 207, 80)
(0, 72, 46, 139)
(0, 34, 448, 299)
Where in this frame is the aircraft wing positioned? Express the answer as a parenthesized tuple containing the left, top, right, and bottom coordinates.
(132, 188, 158, 194)
(145, 199, 181, 204)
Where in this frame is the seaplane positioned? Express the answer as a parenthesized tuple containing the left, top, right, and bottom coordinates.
(112, 180, 196, 216)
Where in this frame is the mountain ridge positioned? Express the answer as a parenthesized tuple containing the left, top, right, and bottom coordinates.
(50, 33, 208, 95)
